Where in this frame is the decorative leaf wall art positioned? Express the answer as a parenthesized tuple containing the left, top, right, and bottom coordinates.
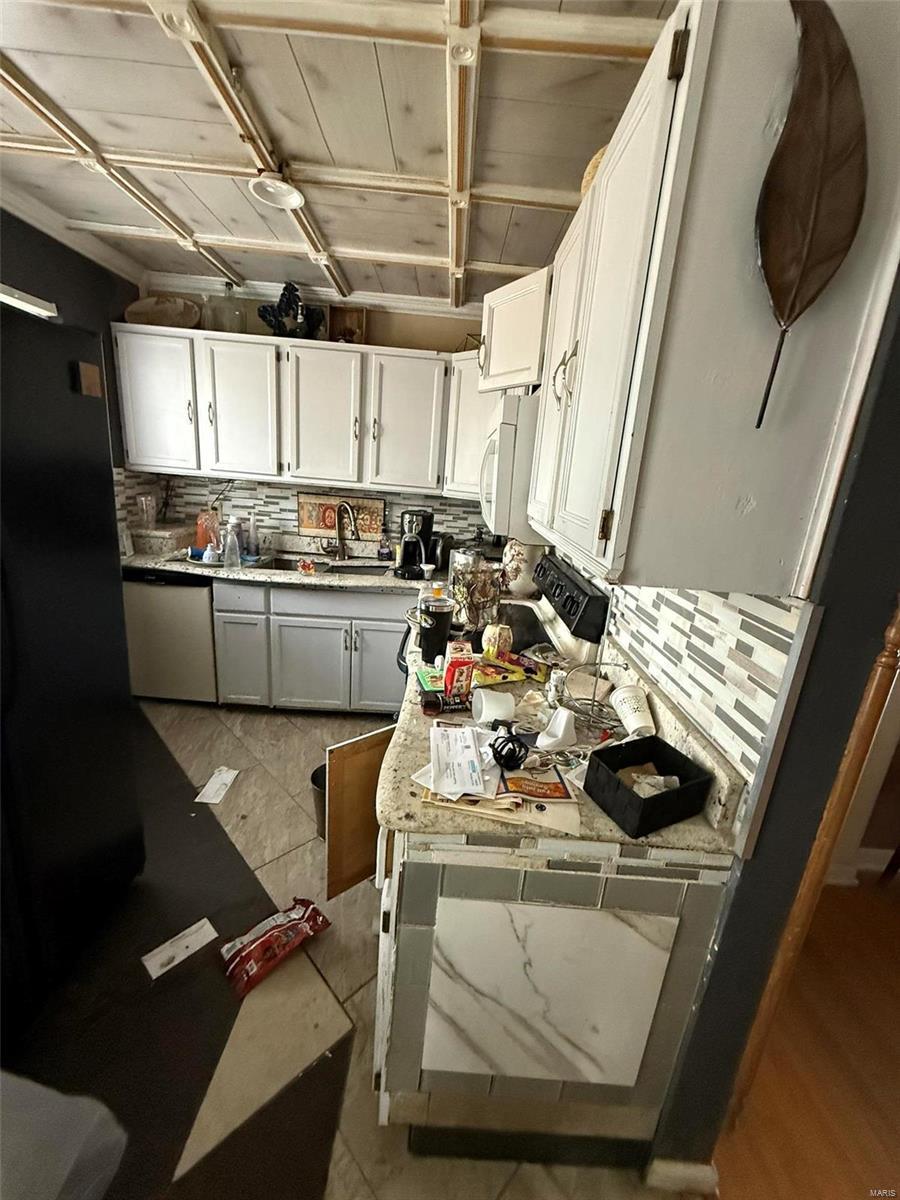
(754, 0, 867, 428)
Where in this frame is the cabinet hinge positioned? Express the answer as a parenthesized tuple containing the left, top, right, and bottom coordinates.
(598, 508, 614, 541)
(668, 27, 690, 80)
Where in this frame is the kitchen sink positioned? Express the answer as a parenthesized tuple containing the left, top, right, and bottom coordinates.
(326, 563, 393, 576)
(266, 557, 391, 577)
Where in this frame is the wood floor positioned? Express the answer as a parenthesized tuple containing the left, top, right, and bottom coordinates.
(715, 880, 900, 1200)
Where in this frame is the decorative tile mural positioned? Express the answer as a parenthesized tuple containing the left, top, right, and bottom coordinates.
(297, 492, 384, 542)
(608, 587, 804, 782)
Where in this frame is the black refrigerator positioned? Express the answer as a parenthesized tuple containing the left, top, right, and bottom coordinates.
(1, 308, 145, 1047)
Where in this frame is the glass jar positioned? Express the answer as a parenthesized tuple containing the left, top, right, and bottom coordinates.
(448, 549, 503, 633)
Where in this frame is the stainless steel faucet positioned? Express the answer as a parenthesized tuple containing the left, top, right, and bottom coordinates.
(335, 501, 359, 560)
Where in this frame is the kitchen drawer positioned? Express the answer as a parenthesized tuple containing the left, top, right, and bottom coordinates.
(270, 586, 412, 621)
(213, 581, 269, 613)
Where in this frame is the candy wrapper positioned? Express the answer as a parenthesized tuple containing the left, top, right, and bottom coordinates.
(221, 898, 330, 998)
(483, 647, 550, 683)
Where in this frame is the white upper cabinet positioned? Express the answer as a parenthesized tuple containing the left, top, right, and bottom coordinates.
(288, 345, 362, 483)
(443, 351, 495, 499)
(116, 330, 199, 471)
(366, 353, 446, 492)
(478, 267, 551, 393)
(528, 206, 588, 530)
(551, 25, 678, 556)
(199, 338, 280, 477)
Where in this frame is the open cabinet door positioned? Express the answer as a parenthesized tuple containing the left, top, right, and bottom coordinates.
(326, 725, 396, 899)
(478, 267, 551, 393)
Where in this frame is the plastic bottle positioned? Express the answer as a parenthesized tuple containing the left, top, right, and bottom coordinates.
(223, 519, 242, 569)
(246, 512, 260, 557)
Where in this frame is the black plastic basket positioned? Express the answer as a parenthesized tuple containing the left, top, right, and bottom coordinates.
(583, 735, 713, 838)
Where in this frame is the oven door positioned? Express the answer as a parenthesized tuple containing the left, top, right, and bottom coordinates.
(478, 422, 515, 535)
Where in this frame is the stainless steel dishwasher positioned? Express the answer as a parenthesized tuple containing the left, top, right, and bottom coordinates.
(122, 568, 217, 702)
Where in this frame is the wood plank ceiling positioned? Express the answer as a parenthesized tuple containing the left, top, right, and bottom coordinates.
(0, 0, 671, 312)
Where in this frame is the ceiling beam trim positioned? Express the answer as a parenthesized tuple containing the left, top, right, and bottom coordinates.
(0, 50, 244, 284)
(147, 0, 348, 296)
(0, 136, 581, 212)
(446, 0, 482, 308)
(142, 271, 485, 318)
(62, 219, 535, 279)
(24, 0, 660, 59)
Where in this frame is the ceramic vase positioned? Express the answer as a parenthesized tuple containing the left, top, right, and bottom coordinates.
(502, 539, 545, 598)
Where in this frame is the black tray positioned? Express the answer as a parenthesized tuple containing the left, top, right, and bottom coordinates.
(583, 735, 713, 839)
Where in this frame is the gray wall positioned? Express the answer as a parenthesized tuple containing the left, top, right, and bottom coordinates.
(653, 273, 900, 1162)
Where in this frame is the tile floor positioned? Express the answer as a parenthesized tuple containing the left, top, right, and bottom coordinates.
(143, 700, 691, 1200)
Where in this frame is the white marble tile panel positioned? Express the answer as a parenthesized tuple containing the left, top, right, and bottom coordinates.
(422, 898, 678, 1086)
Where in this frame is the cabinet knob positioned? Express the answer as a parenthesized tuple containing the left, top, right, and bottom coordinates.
(353, 415, 360, 441)
(186, 401, 193, 424)
(476, 335, 486, 373)
(371, 417, 379, 441)
(208, 402, 214, 426)
(343, 628, 350, 651)
(353, 629, 360, 652)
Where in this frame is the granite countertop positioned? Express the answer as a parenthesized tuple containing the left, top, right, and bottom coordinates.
(375, 642, 738, 855)
(121, 553, 429, 594)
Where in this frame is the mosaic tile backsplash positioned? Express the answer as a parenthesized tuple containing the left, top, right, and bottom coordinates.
(114, 469, 486, 556)
(608, 588, 803, 783)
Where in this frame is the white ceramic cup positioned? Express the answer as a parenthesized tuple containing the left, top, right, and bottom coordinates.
(610, 684, 655, 738)
(472, 688, 516, 726)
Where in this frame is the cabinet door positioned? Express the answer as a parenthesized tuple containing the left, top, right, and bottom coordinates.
(443, 352, 494, 499)
(201, 339, 280, 476)
(288, 345, 362, 483)
(527, 208, 587, 529)
(367, 354, 446, 491)
(552, 26, 683, 558)
(477, 267, 551, 393)
(350, 619, 407, 712)
(214, 612, 270, 705)
(116, 331, 199, 470)
(326, 725, 396, 899)
(270, 614, 351, 710)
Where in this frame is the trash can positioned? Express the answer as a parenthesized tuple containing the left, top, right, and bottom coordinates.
(310, 764, 327, 840)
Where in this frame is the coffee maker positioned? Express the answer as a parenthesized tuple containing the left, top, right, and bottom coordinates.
(395, 508, 434, 579)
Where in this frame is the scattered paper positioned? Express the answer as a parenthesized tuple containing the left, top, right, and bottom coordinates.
(141, 917, 218, 980)
(195, 766, 239, 805)
(430, 725, 484, 800)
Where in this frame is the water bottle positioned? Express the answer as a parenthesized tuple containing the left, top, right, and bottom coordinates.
(223, 519, 241, 569)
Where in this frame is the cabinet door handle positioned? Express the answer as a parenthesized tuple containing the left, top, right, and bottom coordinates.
(353, 629, 360, 652)
(207, 402, 214, 426)
(187, 400, 193, 424)
(343, 628, 350, 652)
(552, 351, 568, 409)
(476, 335, 486, 373)
(371, 417, 379, 441)
(563, 340, 579, 406)
(353, 415, 359, 441)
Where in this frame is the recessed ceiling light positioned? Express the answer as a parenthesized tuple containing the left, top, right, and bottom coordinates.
(248, 173, 305, 211)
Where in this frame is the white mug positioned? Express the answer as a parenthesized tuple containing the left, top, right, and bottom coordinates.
(472, 689, 515, 726)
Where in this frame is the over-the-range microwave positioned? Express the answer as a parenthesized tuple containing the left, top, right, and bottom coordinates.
(478, 390, 542, 543)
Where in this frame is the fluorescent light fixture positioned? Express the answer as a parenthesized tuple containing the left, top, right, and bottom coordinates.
(248, 173, 305, 211)
(0, 283, 58, 320)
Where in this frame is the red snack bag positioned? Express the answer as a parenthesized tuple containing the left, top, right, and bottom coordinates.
(220, 898, 330, 998)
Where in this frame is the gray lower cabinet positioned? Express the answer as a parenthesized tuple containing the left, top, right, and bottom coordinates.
(214, 611, 270, 705)
(270, 614, 352, 710)
(212, 581, 408, 712)
(350, 619, 407, 712)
